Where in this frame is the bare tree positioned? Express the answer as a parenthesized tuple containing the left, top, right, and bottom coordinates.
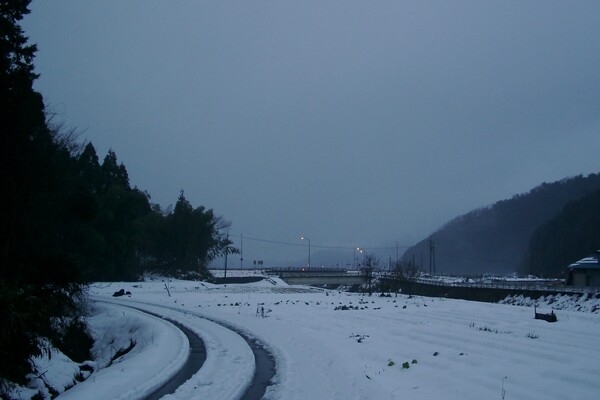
(362, 254, 379, 295)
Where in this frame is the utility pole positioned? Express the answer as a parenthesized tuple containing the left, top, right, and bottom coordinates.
(240, 233, 243, 269)
(396, 241, 399, 265)
(224, 231, 229, 279)
(433, 241, 436, 274)
(429, 237, 436, 275)
(300, 236, 311, 268)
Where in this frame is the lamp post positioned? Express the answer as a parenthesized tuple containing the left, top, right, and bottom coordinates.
(356, 247, 364, 268)
(300, 236, 311, 268)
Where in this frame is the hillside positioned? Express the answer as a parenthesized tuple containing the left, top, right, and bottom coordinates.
(526, 187, 600, 278)
(402, 173, 600, 276)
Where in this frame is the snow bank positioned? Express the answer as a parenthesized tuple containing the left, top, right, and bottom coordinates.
(57, 303, 188, 400)
(500, 292, 600, 313)
(24, 341, 83, 399)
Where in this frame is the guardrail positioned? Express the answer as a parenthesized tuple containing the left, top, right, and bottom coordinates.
(267, 267, 363, 274)
(378, 274, 600, 295)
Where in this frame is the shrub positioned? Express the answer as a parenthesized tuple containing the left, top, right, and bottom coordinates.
(526, 331, 539, 339)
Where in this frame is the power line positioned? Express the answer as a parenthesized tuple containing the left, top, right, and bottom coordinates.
(225, 233, 411, 251)
(226, 234, 305, 248)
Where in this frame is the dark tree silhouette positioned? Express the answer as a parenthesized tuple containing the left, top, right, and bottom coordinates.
(526, 188, 600, 278)
(0, 3, 236, 391)
(0, 0, 87, 389)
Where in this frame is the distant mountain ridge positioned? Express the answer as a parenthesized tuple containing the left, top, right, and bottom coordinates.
(402, 173, 600, 276)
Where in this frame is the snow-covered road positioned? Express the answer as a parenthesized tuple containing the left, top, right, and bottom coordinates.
(81, 298, 257, 400)
(56, 302, 190, 400)
(98, 298, 275, 400)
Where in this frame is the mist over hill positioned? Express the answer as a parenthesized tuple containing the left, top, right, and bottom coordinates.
(402, 173, 600, 276)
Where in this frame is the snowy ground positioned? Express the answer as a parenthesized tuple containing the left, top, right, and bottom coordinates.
(11, 276, 600, 400)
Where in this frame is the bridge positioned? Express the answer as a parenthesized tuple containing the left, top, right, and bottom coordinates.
(267, 267, 369, 286)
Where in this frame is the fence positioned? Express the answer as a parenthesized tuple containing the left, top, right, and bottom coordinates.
(379, 275, 599, 303)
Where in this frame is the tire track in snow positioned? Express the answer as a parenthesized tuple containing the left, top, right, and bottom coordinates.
(101, 298, 275, 400)
(116, 307, 207, 400)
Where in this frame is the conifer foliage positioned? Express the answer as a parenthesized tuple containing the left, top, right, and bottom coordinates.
(526, 188, 600, 277)
(0, 0, 77, 388)
(0, 1, 233, 391)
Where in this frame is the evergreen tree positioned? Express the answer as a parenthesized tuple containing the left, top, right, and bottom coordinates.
(1, 1, 88, 390)
(526, 188, 600, 277)
(78, 142, 102, 193)
(149, 191, 233, 277)
(84, 152, 151, 281)
(0, 2, 237, 391)
(100, 149, 130, 192)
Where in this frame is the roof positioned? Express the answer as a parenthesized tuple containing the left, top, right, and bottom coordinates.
(569, 250, 600, 270)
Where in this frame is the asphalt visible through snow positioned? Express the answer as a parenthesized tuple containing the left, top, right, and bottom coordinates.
(143, 318, 206, 400)
(214, 321, 276, 400)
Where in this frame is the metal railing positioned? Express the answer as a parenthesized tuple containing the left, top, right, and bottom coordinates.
(267, 267, 362, 274)
(378, 273, 600, 294)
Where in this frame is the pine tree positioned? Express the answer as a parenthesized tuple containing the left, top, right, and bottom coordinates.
(78, 142, 102, 192)
(100, 149, 130, 192)
(0, 1, 88, 389)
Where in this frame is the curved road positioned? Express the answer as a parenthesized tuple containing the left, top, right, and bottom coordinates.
(99, 299, 275, 400)
(201, 317, 276, 400)
(141, 317, 207, 400)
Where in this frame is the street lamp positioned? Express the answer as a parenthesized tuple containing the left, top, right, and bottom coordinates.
(355, 247, 364, 268)
(300, 236, 311, 268)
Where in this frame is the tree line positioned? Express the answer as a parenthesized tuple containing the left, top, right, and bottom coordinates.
(66, 143, 233, 282)
(1, 1, 231, 391)
(526, 187, 600, 278)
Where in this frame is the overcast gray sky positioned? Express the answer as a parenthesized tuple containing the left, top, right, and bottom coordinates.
(23, 1, 600, 267)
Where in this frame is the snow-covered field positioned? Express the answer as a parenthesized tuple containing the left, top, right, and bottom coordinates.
(12, 276, 600, 400)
